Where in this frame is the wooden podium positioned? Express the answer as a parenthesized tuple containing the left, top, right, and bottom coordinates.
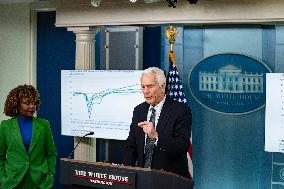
(60, 158, 194, 189)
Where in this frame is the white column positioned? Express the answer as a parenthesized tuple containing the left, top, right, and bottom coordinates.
(68, 26, 98, 161)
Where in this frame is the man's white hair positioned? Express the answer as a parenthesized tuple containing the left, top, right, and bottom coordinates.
(142, 67, 166, 86)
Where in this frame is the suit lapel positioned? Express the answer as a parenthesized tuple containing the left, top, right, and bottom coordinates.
(10, 118, 26, 153)
(156, 98, 171, 134)
(29, 118, 41, 154)
(138, 103, 149, 160)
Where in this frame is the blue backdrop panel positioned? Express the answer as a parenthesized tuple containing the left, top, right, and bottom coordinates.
(182, 26, 274, 189)
(37, 11, 75, 189)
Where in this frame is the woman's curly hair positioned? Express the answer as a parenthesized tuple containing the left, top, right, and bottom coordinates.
(4, 84, 40, 117)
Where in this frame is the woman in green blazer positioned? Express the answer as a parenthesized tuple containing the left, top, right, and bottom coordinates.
(0, 85, 57, 189)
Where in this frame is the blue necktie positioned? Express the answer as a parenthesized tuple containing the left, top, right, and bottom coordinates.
(144, 108, 156, 168)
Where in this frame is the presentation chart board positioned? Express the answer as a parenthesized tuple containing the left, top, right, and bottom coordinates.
(61, 70, 144, 140)
(265, 73, 284, 153)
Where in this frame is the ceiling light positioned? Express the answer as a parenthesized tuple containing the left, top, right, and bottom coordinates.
(90, 0, 102, 7)
(129, 0, 138, 2)
(166, 0, 177, 8)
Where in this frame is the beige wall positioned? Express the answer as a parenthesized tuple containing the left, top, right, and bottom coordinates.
(0, 3, 36, 121)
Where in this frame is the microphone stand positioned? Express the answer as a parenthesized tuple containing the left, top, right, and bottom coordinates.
(67, 132, 94, 159)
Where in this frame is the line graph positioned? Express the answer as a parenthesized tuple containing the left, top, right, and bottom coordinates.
(73, 84, 141, 118)
(61, 70, 144, 140)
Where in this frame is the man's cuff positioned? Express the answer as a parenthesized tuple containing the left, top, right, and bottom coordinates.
(154, 135, 158, 146)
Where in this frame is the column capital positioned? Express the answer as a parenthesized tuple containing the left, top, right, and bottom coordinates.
(67, 26, 99, 34)
(70, 26, 98, 70)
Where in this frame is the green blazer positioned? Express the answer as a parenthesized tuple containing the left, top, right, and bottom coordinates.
(0, 117, 57, 189)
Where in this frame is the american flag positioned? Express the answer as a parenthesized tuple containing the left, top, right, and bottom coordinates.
(166, 50, 193, 177)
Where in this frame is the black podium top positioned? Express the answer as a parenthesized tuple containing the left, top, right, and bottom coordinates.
(60, 158, 194, 189)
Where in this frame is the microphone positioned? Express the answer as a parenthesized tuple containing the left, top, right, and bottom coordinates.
(82, 131, 94, 137)
(67, 131, 94, 159)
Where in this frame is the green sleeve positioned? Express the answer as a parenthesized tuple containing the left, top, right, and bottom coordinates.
(44, 121, 57, 188)
(0, 121, 7, 185)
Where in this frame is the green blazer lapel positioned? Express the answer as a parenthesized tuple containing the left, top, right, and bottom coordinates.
(29, 118, 41, 154)
(10, 118, 27, 153)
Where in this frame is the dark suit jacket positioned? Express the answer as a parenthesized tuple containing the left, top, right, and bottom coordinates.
(123, 98, 192, 178)
(0, 117, 57, 189)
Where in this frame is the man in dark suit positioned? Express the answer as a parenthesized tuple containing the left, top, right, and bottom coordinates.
(123, 67, 191, 178)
